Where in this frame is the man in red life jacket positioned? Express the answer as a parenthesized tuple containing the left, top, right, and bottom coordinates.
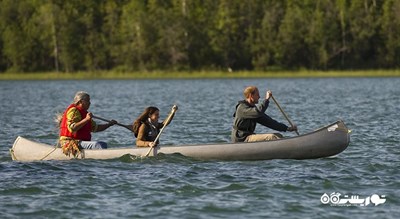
(59, 91, 117, 156)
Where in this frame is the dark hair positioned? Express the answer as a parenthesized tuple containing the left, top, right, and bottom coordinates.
(132, 106, 159, 137)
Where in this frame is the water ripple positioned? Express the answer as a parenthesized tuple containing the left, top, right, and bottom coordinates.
(1, 79, 399, 218)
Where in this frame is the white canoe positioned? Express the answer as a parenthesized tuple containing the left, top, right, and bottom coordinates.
(10, 120, 350, 161)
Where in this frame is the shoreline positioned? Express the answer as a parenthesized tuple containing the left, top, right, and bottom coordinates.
(1, 70, 399, 80)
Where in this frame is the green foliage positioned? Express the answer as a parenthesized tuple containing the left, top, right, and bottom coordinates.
(0, 0, 399, 73)
(380, 0, 400, 67)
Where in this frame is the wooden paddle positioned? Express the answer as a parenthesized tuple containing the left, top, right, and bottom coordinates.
(143, 105, 178, 157)
(92, 115, 132, 132)
(270, 95, 299, 136)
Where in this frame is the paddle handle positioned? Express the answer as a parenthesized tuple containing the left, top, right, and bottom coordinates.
(153, 105, 178, 144)
(270, 96, 299, 135)
(92, 115, 132, 131)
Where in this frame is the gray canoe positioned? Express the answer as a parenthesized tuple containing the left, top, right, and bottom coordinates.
(10, 120, 350, 162)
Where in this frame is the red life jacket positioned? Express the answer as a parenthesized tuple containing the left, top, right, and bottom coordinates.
(59, 104, 92, 141)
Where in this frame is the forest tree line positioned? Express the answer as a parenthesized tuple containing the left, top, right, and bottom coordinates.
(0, 0, 399, 73)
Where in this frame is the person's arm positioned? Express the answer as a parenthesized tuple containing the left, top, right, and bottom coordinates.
(95, 122, 116, 132)
(255, 99, 270, 114)
(91, 116, 117, 132)
(161, 105, 178, 127)
(237, 100, 268, 119)
(67, 108, 91, 132)
(256, 114, 288, 132)
(136, 124, 152, 147)
(255, 90, 272, 113)
(162, 113, 175, 126)
(248, 90, 272, 113)
(158, 122, 165, 129)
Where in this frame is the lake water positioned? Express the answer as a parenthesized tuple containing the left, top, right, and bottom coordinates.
(0, 78, 399, 218)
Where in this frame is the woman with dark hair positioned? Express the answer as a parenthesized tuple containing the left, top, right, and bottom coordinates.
(133, 106, 176, 147)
